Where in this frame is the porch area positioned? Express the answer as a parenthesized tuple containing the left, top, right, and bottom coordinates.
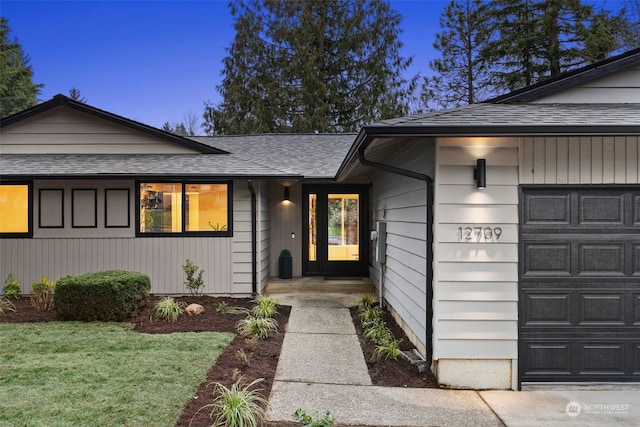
(264, 276, 375, 294)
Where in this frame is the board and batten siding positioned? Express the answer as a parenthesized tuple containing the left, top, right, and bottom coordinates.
(0, 107, 196, 154)
(0, 180, 257, 295)
(521, 136, 640, 184)
(433, 137, 519, 388)
(531, 65, 640, 103)
(370, 140, 434, 356)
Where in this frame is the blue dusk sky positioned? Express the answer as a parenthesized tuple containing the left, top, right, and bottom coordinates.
(2, 0, 447, 130)
(1, 0, 627, 131)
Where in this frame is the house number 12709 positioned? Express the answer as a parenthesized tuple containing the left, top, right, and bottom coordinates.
(457, 227, 503, 242)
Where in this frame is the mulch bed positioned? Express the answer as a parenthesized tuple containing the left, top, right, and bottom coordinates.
(1, 294, 437, 427)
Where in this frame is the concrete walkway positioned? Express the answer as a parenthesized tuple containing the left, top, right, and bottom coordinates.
(266, 292, 640, 427)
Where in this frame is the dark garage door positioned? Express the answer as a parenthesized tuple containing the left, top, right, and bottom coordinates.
(519, 187, 640, 384)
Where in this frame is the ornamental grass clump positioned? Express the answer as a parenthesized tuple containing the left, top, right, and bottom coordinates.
(251, 295, 278, 318)
(203, 377, 268, 427)
(372, 337, 403, 361)
(153, 297, 186, 322)
(235, 316, 278, 339)
(355, 293, 375, 310)
(0, 297, 16, 315)
(216, 301, 250, 315)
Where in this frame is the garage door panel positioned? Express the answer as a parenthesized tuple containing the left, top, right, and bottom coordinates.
(522, 193, 570, 225)
(578, 193, 625, 224)
(579, 243, 625, 276)
(579, 343, 627, 375)
(523, 243, 571, 276)
(579, 294, 626, 324)
(524, 293, 571, 325)
(521, 341, 572, 376)
(520, 187, 640, 384)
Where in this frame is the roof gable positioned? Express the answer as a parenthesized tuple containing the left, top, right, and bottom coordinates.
(0, 94, 226, 155)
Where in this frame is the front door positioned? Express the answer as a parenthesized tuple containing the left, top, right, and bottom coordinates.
(303, 185, 369, 276)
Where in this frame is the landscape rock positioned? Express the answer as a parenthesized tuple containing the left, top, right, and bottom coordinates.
(186, 303, 205, 316)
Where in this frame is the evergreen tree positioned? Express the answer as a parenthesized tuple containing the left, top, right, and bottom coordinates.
(205, 0, 416, 135)
(68, 87, 87, 103)
(423, 0, 493, 109)
(0, 17, 43, 117)
(482, 0, 631, 92)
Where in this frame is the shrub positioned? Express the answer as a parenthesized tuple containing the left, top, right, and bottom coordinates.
(182, 259, 205, 296)
(153, 297, 186, 322)
(205, 377, 268, 427)
(294, 408, 336, 427)
(54, 270, 150, 321)
(3, 273, 21, 299)
(235, 316, 278, 339)
(31, 275, 56, 311)
(279, 249, 291, 257)
(0, 297, 16, 315)
(251, 295, 278, 318)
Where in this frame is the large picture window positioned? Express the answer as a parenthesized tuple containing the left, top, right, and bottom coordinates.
(138, 181, 231, 236)
(0, 183, 32, 237)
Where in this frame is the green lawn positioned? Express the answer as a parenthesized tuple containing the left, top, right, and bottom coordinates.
(0, 322, 234, 427)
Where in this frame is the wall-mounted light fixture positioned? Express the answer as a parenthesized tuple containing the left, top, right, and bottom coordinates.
(283, 186, 290, 202)
(474, 159, 486, 189)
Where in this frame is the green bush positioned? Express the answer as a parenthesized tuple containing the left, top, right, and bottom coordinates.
(182, 259, 205, 296)
(3, 273, 21, 299)
(54, 270, 150, 321)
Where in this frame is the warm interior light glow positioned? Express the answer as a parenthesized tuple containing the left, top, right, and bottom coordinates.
(0, 185, 29, 233)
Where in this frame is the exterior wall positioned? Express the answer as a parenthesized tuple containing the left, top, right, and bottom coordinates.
(432, 135, 640, 390)
(369, 140, 434, 357)
(0, 179, 253, 295)
(521, 136, 640, 184)
(269, 181, 302, 277)
(0, 107, 196, 154)
(433, 137, 520, 390)
(531, 66, 640, 103)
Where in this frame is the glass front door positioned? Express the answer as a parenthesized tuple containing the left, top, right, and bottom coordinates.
(303, 185, 368, 276)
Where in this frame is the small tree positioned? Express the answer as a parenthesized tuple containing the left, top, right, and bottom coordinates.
(182, 259, 205, 296)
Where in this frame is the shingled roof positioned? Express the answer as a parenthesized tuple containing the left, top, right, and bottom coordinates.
(190, 134, 356, 179)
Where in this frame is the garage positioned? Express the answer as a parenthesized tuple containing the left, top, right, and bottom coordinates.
(519, 186, 640, 384)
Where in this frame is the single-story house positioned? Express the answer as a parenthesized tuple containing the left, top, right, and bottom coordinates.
(1, 48, 638, 390)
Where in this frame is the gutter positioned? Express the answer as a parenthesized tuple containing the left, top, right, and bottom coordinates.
(247, 180, 258, 296)
(357, 135, 434, 365)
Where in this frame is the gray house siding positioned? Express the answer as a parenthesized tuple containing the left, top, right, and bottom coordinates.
(369, 140, 434, 356)
(0, 179, 254, 296)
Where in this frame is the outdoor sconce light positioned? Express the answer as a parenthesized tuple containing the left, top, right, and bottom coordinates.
(283, 186, 290, 202)
(475, 159, 486, 189)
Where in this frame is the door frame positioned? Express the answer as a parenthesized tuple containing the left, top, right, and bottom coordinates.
(302, 184, 370, 276)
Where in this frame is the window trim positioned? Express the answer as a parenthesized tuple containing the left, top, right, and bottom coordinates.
(71, 189, 98, 228)
(135, 180, 233, 237)
(0, 181, 33, 238)
(104, 188, 131, 228)
(39, 188, 65, 229)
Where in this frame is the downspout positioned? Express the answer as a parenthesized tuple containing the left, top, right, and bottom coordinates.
(358, 137, 434, 365)
(247, 180, 258, 296)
